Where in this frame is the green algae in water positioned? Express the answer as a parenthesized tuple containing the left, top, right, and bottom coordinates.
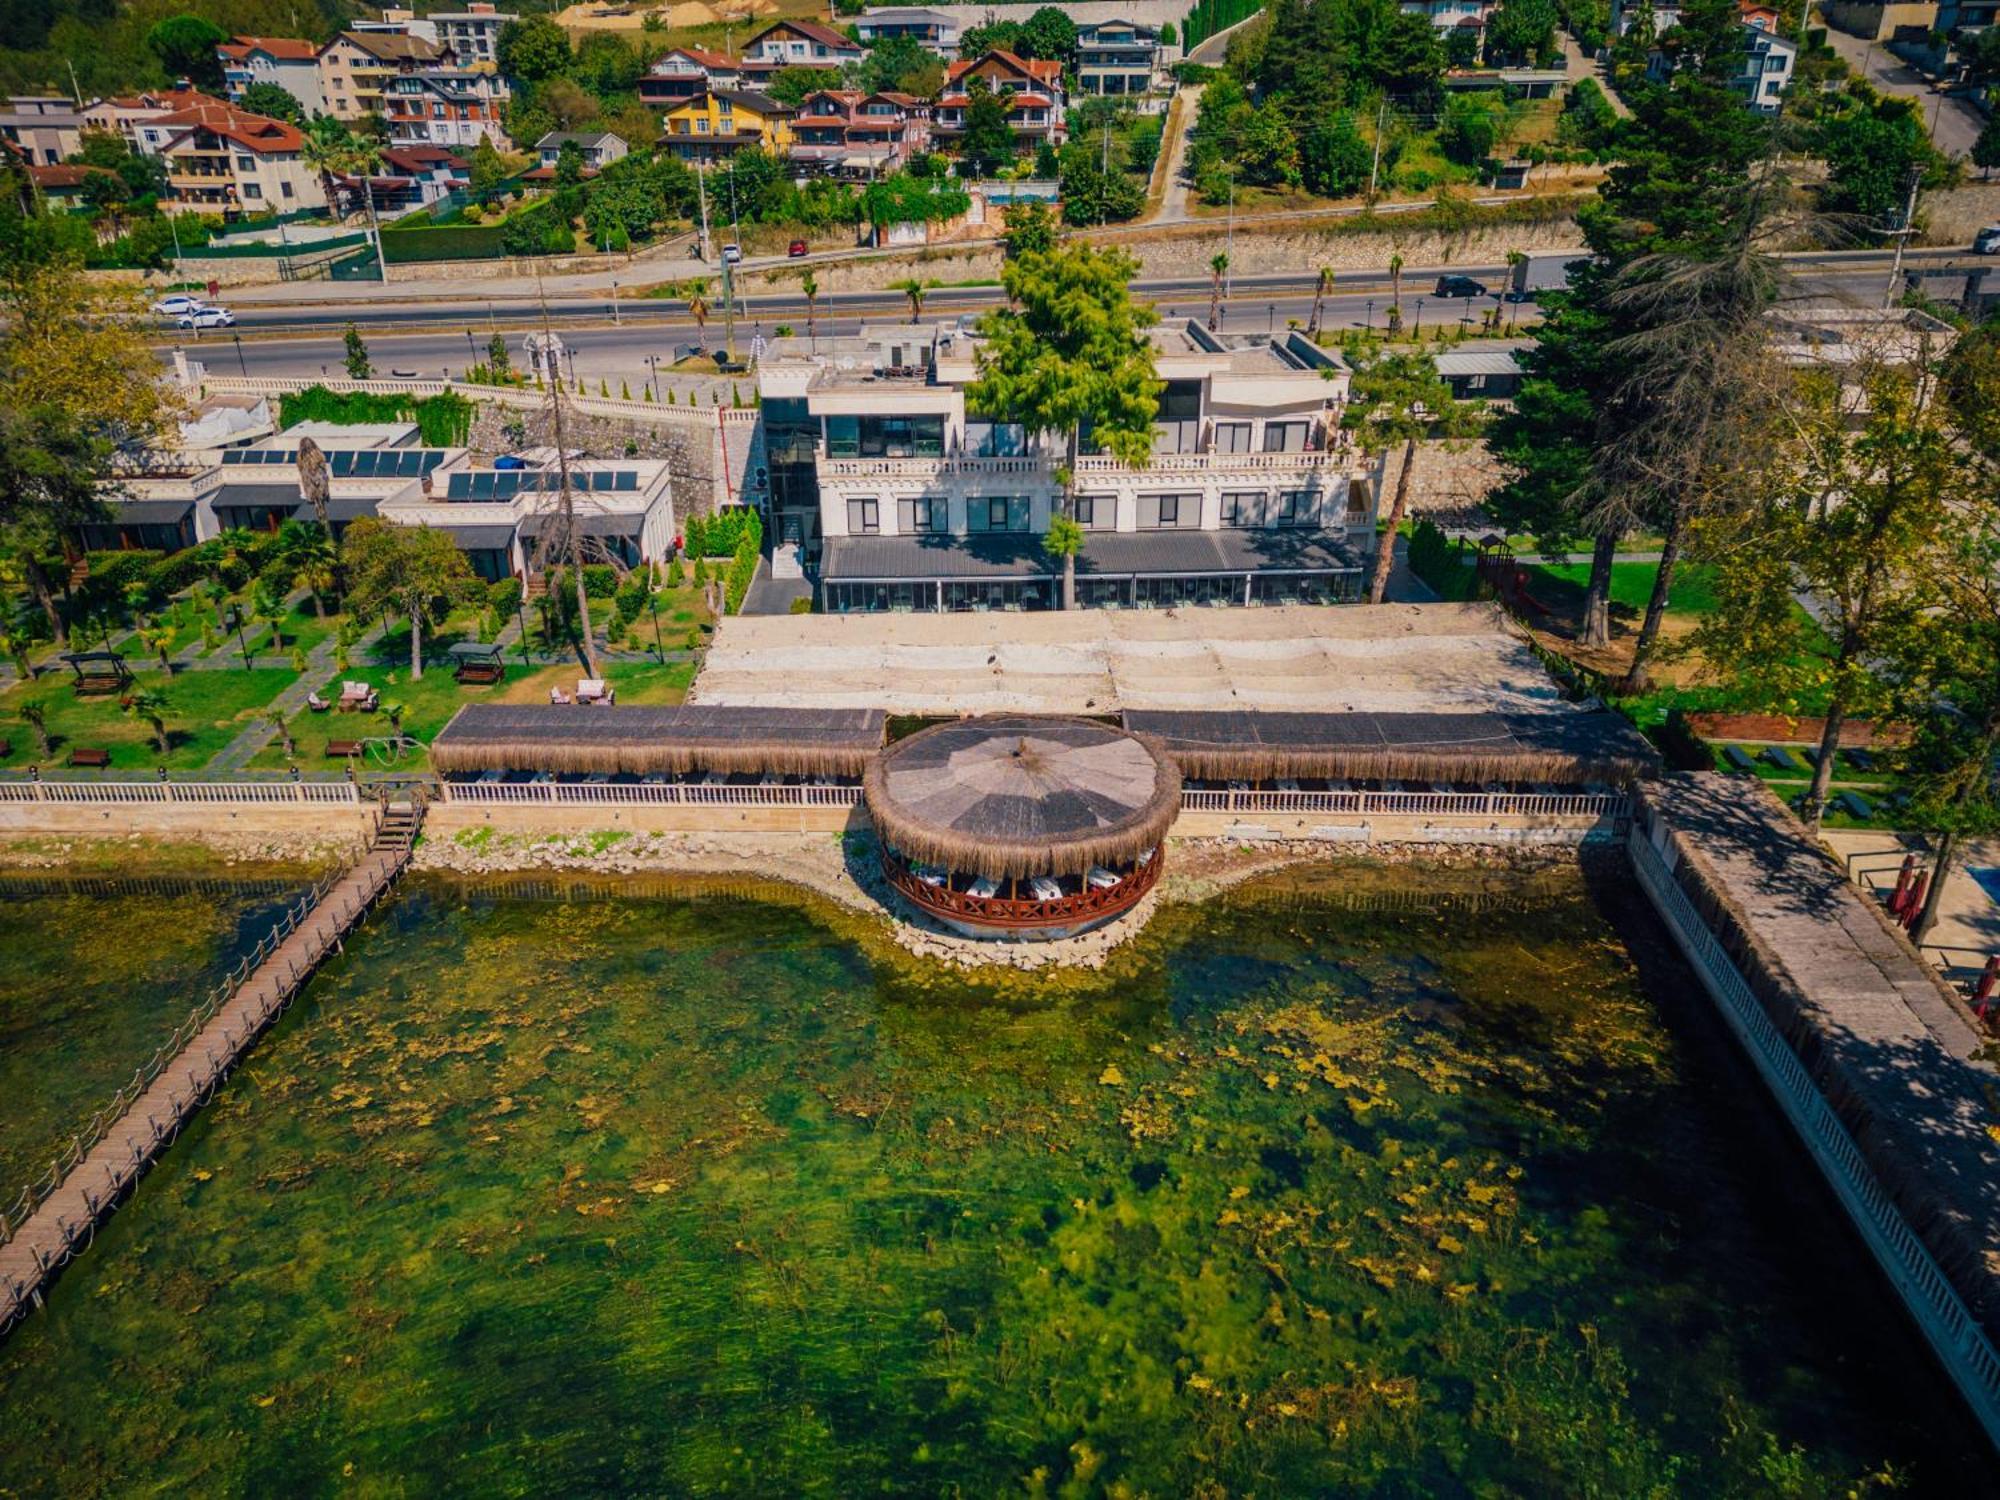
(0, 871, 315, 1195)
(0, 864, 1989, 1497)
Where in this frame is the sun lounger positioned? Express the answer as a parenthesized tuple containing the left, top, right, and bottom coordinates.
(1761, 747, 1804, 773)
(1086, 866, 1121, 891)
(967, 876, 999, 899)
(306, 692, 331, 713)
(1844, 747, 1876, 773)
(1722, 745, 1758, 772)
(1028, 876, 1063, 902)
(1835, 791, 1874, 820)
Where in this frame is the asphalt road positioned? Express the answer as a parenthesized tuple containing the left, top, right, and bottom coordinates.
(164, 250, 1978, 384)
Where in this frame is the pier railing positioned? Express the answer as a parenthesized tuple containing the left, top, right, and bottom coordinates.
(1179, 788, 1628, 819)
(0, 863, 348, 1253)
(1629, 825, 2000, 1447)
(0, 779, 361, 804)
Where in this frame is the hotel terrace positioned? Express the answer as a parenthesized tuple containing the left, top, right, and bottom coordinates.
(754, 321, 1378, 613)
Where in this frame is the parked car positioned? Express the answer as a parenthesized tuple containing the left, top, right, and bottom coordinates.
(1433, 275, 1488, 299)
(788, 239, 808, 258)
(721, 243, 743, 265)
(152, 293, 205, 317)
(177, 306, 235, 329)
(1975, 225, 2000, 256)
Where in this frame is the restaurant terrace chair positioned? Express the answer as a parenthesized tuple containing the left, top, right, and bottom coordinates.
(307, 692, 331, 713)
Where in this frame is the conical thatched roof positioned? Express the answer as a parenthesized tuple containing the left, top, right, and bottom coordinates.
(864, 715, 1180, 881)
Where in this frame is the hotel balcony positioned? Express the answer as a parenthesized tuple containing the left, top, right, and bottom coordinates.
(816, 442, 1357, 483)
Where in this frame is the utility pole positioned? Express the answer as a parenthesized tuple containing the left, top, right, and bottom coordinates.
(1882, 164, 1923, 308)
(1366, 101, 1386, 200)
(529, 312, 599, 679)
(1224, 170, 1234, 299)
(695, 160, 712, 263)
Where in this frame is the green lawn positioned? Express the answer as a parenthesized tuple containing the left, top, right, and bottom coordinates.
(1, 667, 294, 771)
(248, 657, 696, 771)
(1521, 561, 1720, 616)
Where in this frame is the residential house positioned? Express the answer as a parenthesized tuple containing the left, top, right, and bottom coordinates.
(138, 102, 327, 215)
(382, 69, 512, 149)
(0, 97, 84, 167)
(1074, 20, 1162, 97)
(527, 130, 629, 179)
(756, 320, 1374, 611)
(1644, 17, 1794, 110)
(638, 48, 744, 105)
(739, 19, 866, 81)
(658, 89, 795, 163)
(426, 6, 516, 68)
(216, 37, 327, 117)
(352, 7, 441, 42)
(318, 30, 450, 121)
(1402, 0, 1499, 29)
(22, 162, 116, 207)
(331, 144, 470, 213)
(84, 87, 224, 145)
(854, 8, 962, 52)
(789, 89, 928, 177)
(936, 52, 1067, 149)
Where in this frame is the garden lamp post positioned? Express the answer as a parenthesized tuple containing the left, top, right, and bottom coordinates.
(611, 280, 621, 326)
(465, 330, 476, 364)
(232, 333, 247, 376)
(647, 587, 665, 665)
(1414, 297, 1425, 332)
(516, 590, 531, 665)
(1365, 298, 1373, 329)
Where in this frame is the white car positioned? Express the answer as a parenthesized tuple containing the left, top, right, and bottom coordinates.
(177, 306, 235, 329)
(721, 243, 742, 265)
(152, 294, 206, 317)
(1976, 225, 2000, 256)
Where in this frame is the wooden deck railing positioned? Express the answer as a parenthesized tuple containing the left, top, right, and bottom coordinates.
(436, 781, 863, 807)
(882, 849, 1163, 930)
(0, 779, 361, 804)
(1179, 788, 1628, 818)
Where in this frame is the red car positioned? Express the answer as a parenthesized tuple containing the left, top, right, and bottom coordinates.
(788, 240, 809, 258)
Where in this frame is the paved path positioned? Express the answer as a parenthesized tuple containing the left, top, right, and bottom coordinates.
(0, 825, 412, 1333)
(1150, 84, 1201, 226)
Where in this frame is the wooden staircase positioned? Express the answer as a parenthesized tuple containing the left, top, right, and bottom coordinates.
(373, 798, 424, 853)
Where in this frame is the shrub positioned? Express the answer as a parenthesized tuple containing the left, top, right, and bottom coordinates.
(691, 507, 760, 557)
(788, 596, 812, 614)
(1406, 519, 1461, 595)
(667, 558, 684, 587)
(582, 563, 617, 599)
(488, 577, 523, 616)
(147, 549, 210, 598)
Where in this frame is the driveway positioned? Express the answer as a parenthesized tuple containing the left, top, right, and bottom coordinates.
(1819, 26, 1986, 160)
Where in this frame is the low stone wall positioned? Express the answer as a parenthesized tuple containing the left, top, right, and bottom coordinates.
(1171, 807, 1619, 844)
(423, 801, 857, 838)
(464, 400, 730, 516)
(0, 801, 378, 851)
(1381, 438, 1510, 518)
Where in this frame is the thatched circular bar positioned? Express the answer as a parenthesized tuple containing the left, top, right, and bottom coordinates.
(864, 715, 1180, 883)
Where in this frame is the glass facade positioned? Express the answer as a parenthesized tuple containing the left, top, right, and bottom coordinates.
(825, 413, 945, 458)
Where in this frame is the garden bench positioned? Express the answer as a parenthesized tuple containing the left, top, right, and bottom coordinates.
(1762, 747, 1805, 773)
(326, 739, 363, 759)
(67, 748, 110, 768)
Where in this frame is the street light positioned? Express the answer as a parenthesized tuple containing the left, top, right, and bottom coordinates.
(611, 280, 621, 326)
(1365, 298, 1374, 329)
(1414, 297, 1426, 331)
(231, 333, 246, 376)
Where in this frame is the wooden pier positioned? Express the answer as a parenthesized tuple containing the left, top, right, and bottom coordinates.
(0, 802, 421, 1335)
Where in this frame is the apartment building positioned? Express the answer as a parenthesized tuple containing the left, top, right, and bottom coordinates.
(217, 37, 327, 117)
(137, 101, 327, 215)
(739, 19, 866, 80)
(426, 6, 516, 68)
(789, 89, 929, 177)
(1400, 0, 1498, 30)
(318, 30, 450, 121)
(0, 97, 84, 166)
(1074, 20, 1163, 97)
(936, 52, 1067, 149)
(382, 69, 512, 149)
(657, 89, 795, 162)
(853, 8, 962, 52)
(756, 321, 1375, 612)
(638, 48, 744, 105)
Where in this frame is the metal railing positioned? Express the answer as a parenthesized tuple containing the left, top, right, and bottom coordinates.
(1179, 788, 1628, 818)
(0, 779, 361, 805)
(1628, 825, 2000, 1448)
(438, 781, 862, 807)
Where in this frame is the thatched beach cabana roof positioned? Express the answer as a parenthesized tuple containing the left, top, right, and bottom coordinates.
(864, 715, 1181, 882)
(430, 704, 885, 777)
(1122, 708, 1658, 786)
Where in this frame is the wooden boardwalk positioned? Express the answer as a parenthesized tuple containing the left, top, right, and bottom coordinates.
(0, 805, 419, 1334)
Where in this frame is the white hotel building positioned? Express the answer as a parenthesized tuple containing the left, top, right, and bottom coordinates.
(754, 321, 1378, 612)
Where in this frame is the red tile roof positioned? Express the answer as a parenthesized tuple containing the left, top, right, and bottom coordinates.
(218, 35, 319, 62)
(946, 50, 1063, 86)
(146, 101, 306, 154)
(663, 46, 739, 70)
(28, 164, 115, 189)
(96, 86, 224, 113)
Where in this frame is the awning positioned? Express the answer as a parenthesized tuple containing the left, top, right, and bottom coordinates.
(820, 528, 1362, 583)
(440, 523, 518, 551)
(517, 511, 644, 539)
(292, 496, 382, 523)
(103, 499, 195, 526)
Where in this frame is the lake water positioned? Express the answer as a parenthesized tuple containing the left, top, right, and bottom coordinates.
(0, 862, 1991, 1496)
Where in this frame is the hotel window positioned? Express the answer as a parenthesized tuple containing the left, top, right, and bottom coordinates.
(1073, 494, 1112, 530)
(242, 182, 262, 199)
(1214, 421, 1253, 454)
(237, 155, 256, 171)
(896, 497, 946, 533)
(1139, 493, 1197, 529)
(1262, 420, 1310, 453)
(1275, 490, 1307, 526)
(1220, 491, 1262, 527)
(967, 495, 1029, 533)
(846, 498, 879, 534)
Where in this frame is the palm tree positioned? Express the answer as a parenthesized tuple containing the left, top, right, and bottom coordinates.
(1207, 253, 1228, 332)
(891, 277, 927, 323)
(252, 581, 287, 653)
(801, 270, 819, 351)
(141, 624, 176, 672)
(124, 690, 169, 757)
(681, 279, 712, 346)
(1306, 266, 1334, 337)
(1386, 253, 1405, 337)
(277, 520, 338, 619)
(0, 630, 31, 681)
(267, 709, 296, 759)
(19, 701, 49, 760)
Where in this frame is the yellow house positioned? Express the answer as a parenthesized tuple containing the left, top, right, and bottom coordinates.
(658, 88, 794, 163)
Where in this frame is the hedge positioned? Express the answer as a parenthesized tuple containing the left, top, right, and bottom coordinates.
(278, 386, 474, 446)
(722, 511, 764, 616)
(686, 507, 760, 558)
(381, 221, 509, 262)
